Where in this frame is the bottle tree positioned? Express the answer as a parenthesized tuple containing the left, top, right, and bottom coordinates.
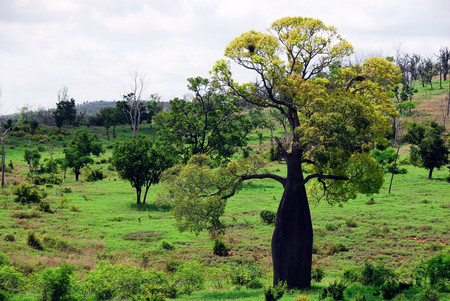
(164, 17, 402, 289)
(217, 17, 403, 288)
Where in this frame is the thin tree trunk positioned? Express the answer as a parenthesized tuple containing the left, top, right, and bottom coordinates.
(136, 187, 142, 205)
(272, 152, 312, 289)
(388, 145, 401, 193)
(142, 184, 151, 204)
(428, 168, 434, 180)
(1, 140, 5, 189)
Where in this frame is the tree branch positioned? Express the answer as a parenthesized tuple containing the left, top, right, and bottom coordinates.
(241, 173, 286, 187)
(300, 173, 348, 186)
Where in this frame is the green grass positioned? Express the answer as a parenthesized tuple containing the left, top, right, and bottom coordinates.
(0, 120, 449, 300)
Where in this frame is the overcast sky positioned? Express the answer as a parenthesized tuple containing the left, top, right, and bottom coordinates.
(1, 0, 449, 115)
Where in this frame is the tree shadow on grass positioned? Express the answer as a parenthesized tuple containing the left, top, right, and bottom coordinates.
(128, 202, 171, 212)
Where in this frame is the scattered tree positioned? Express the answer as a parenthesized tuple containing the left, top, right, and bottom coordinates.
(155, 76, 255, 163)
(119, 71, 148, 139)
(63, 130, 103, 181)
(112, 135, 172, 205)
(0, 86, 12, 189)
(404, 120, 449, 179)
(53, 87, 76, 131)
(165, 17, 401, 289)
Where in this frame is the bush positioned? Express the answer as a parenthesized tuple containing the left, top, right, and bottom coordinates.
(40, 263, 74, 301)
(360, 262, 394, 287)
(0, 265, 24, 297)
(39, 200, 54, 213)
(213, 236, 230, 256)
(311, 266, 325, 283)
(61, 187, 72, 194)
(264, 281, 287, 301)
(0, 253, 9, 266)
(43, 236, 72, 252)
(10, 210, 41, 219)
(173, 261, 205, 295)
(229, 262, 263, 287)
(422, 287, 440, 301)
(321, 281, 347, 300)
(86, 169, 104, 182)
(415, 253, 450, 292)
(27, 232, 44, 250)
(160, 240, 175, 251)
(13, 182, 44, 204)
(379, 278, 400, 300)
(260, 210, 276, 225)
(4, 234, 15, 242)
(33, 174, 63, 185)
(69, 205, 81, 212)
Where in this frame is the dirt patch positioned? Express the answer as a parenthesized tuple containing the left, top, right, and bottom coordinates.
(414, 94, 449, 131)
(123, 230, 166, 242)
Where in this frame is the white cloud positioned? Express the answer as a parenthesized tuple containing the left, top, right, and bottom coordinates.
(1, 0, 449, 115)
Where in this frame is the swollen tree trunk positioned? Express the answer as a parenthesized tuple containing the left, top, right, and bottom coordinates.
(272, 152, 312, 289)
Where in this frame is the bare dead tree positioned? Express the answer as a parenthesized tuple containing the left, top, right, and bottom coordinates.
(0, 85, 12, 188)
(119, 71, 148, 139)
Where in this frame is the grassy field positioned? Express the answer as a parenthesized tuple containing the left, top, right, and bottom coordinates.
(0, 81, 449, 300)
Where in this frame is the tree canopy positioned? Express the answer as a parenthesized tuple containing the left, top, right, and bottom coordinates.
(155, 76, 256, 163)
(63, 130, 103, 181)
(404, 120, 449, 179)
(112, 135, 173, 205)
(162, 16, 402, 289)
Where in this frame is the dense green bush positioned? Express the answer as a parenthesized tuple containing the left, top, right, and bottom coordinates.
(39, 200, 54, 213)
(311, 266, 325, 283)
(3, 234, 15, 242)
(85, 168, 105, 182)
(260, 210, 276, 225)
(160, 240, 175, 251)
(40, 263, 74, 301)
(264, 281, 287, 301)
(0, 253, 9, 266)
(213, 236, 230, 256)
(321, 281, 347, 300)
(173, 261, 205, 295)
(13, 182, 44, 204)
(360, 262, 394, 287)
(27, 232, 44, 250)
(0, 265, 24, 298)
(229, 262, 263, 287)
(33, 174, 63, 185)
(415, 253, 450, 292)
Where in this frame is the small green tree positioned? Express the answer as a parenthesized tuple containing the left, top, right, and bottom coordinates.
(404, 120, 449, 179)
(53, 87, 76, 131)
(63, 130, 103, 181)
(24, 148, 41, 176)
(112, 135, 172, 204)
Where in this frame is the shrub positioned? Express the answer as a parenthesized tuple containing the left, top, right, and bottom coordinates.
(213, 236, 230, 256)
(33, 174, 63, 185)
(360, 262, 394, 287)
(325, 223, 337, 231)
(10, 210, 41, 219)
(165, 259, 181, 273)
(0, 253, 9, 266)
(43, 236, 71, 252)
(260, 210, 276, 225)
(264, 281, 287, 301)
(84, 261, 146, 299)
(229, 262, 263, 287)
(40, 263, 74, 301)
(0, 265, 24, 297)
(4, 234, 15, 242)
(415, 253, 450, 292)
(311, 266, 325, 283)
(69, 205, 81, 212)
(61, 187, 72, 194)
(86, 169, 104, 182)
(422, 287, 440, 301)
(345, 219, 358, 227)
(379, 278, 400, 300)
(160, 240, 175, 251)
(27, 232, 44, 250)
(173, 261, 205, 295)
(39, 200, 54, 213)
(321, 281, 347, 300)
(13, 182, 43, 204)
